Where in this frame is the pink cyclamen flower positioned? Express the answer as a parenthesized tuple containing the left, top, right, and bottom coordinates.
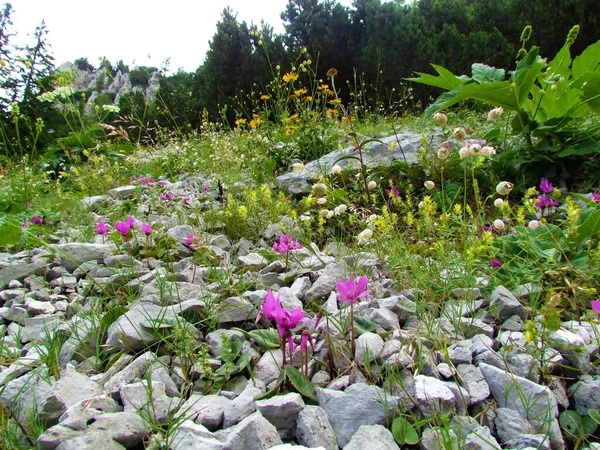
(335, 274, 371, 303)
(491, 258, 503, 269)
(126, 216, 135, 227)
(160, 192, 173, 202)
(273, 235, 303, 254)
(32, 215, 42, 225)
(185, 234, 196, 246)
(202, 184, 209, 192)
(591, 300, 600, 314)
(257, 291, 307, 340)
(114, 220, 132, 237)
(590, 191, 600, 203)
(140, 223, 152, 236)
(96, 221, 109, 236)
(300, 316, 320, 353)
(539, 178, 553, 194)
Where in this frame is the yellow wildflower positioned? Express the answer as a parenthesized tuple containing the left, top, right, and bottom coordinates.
(249, 115, 262, 129)
(294, 88, 307, 96)
(235, 118, 247, 126)
(260, 94, 270, 100)
(283, 72, 299, 83)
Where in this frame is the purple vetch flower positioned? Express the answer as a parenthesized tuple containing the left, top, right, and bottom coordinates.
(491, 258, 503, 269)
(32, 215, 42, 225)
(202, 184, 209, 192)
(160, 192, 173, 202)
(185, 234, 197, 246)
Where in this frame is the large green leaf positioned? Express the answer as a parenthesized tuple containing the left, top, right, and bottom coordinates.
(391, 417, 419, 445)
(571, 72, 600, 113)
(569, 206, 600, 247)
(285, 365, 317, 402)
(406, 64, 467, 90)
(353, 315, 377, 336)
(513, 47, 545, 108)
(572, 40, 600, 79)
(246, 329, 281, 349)
(471, 63, 505, 83)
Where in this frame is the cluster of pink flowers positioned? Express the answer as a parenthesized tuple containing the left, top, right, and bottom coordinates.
(130, 175, 156, 188)
(385, 187, 401, 206)
(185, 234, 202, 247)
(97, 216, 152, 238)
(273, 235, 303, 254)
(535, 178, 559, 210)
(22, 215, 42, 228)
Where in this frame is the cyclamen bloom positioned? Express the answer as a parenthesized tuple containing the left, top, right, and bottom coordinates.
(539, 178, 553, 194)
(336, 274, 371, 303)
(592, 299, 600, 314)
(160, 192, 173, 202)
(96, 221, 109, 236)
(140, 223, 152, 236)
(258, 291, 308, 353)
(273, 235, 303, 254)
(590, 191, 600, 203)
(115, 220, 132, 237)
(185, 234, 197, 246)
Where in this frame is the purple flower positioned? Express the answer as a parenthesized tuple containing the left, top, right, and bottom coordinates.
(535, 195, 559, 209)
(185, 234, 196, 246)
(491, 258, 503, 269)
(335, 274, 371, 303)
(202, 184, 209, 192)
(300, 316, 320, 353)
(160, 192, 173, 202)
(592, 299, 600, 314)
(159, 181, 167, 188)
(22, 220, 31, 228)
(257, 291, 307, 342)
(273, 235, 303, 254)
(140, 223, 152, 236)
(590, 191, 600, 203)
(540, 178, 553, 194)
(32, 215, 42, 225)
(115, 220, 132, 237)
(96, 221, 109, 236)
(182, 196, 191, 206)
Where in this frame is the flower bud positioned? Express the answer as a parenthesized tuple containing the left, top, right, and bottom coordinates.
(437, 147, 450, 160)
(367, 214, 378, 223)
(480, 146, 496, 156)
(487, 107, 504, 121)
(453, 127, 467, 141)
(291, 162, 304, 172)
(469, 144, 481, 155)
(357, 228, 373, 244)
(459, 147, 470, 159)
(493, 219, 506, 231)
(494, 198, 504, 208)
(319, 209, 330, 218)
(367, 181, 377, 190)
(434, 112, 448, 126)
(317, 197, 327, 205)
(528, 219, 540, 229)
(424, 180, 435, 190)
(496, 181, 514, 196)
(331, 164, 342, 175)
(312, 183, 328, 196)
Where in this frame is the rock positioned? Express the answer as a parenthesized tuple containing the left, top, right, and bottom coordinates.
(296, 405, 336, 449)
(355, 331, 384, 363)
(20, 314, 65, 344)
(55, 431, 126, 450)
(169, 420, 224, 450)
(55, 243, 114, 272)
(222, 385, 262, 428)
(290, 276, 312, 300)
(494, 407, 537, 444)
(178, 394, 231, 430)
(236, 253, 268, 271)
(568, 375, 600, 416)
(252, 349, 283, 386)
(255, 392, 305, 440)
(120, 380, 176, 424)
(414, 375, 456, 416)
(276, 287, 303, 311)
(221, 411, 282, 450)
(107, 185, 138, 199)
(489, 286, 528, 322)
(217, 297, 256, 324)
(304, 263, 346, 302)
(81, 195, 112, 211)
(464, 425, 502, 449)
(24, 296, 56, 315)
(344, 424, 400, 450)
(276, 132, 425, 194)
(86, 411, 148, 447)
(421, 427, 459, 450)
(370, 307, 400, 331)
(0, 260, 46, 289)
(456, 364, 490, 405)
(447, 340, 473, 365)
(503, 434, 552, 450)
(479, 363, 564, 450)
(321, 382, 391, 448)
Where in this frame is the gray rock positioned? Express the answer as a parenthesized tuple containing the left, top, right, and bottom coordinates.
(504, 434, 552, 450)
(217, 296, 256, 324)
(421, 427, 459, 450)
(414, 375, 456, 416)
(277, 287, 303, 311)
(120, 380, 176, 424)
(178, 394, 231, 430)
(107, 185, 138, 199)
(464, 425, 501, 449)
(86, 411, 148, 447)
(37, 424, 87, 449)
(304, 263, 346, 302)
(448, 340, 473, 365)
(252, 349, 283, 386)
(355, 331, 384, 363)
(495, 407, 537, 444)
(489, 286, 528, 322)
(169, 420, 224, 450)
(276, 132, 424, 194)
(221, 411, 282, 450)
(378, 295, 416, 323)
(24, 297, 56, 315)
(0, 260, 46, 289)
(479, 363, 564, 450)
(296, 405, 336, 449)
(469, 334, 496, 355)
(255, 392, 305, 440)
(222, 385, 262, 428)
(81, 195, 112, 211)
(55, 243, 114, 272)
(55, 431, 126, 450)
(321, 382, 391, 448)
(290, 276, 312, 300)
(344, 424, 400, 450)
(568, 375, 600, 416)
(236, 253, 268, 271)
(458, 318, 495, 339)
(370, 307, 400, 331)
(456, 364, 490, 405)
(443, 381, 471, 415)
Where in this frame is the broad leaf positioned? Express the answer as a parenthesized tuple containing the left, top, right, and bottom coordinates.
(471, 63, 505, 83)
(353, 315, 377, 336)
(391, 417, 419, 445)
(569, 206, 600, 247)
(588, 409, 600, 424)
(572, 40, 600, 79)
(513, 47, 545, 108)
(247, 329, 281, 349)
(571, 72, 600, 113)
(559, 410, 582, 439)
(406, 64, 466, 90)
(285, 365, 317, 401)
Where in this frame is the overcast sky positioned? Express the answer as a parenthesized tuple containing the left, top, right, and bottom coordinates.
(8, 0, 354, 74)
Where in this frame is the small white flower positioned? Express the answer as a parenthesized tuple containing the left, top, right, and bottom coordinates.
(493, 219, 506, 231)
(291, 162, 305, 172)
(528, 220, 540, 229)
(367, 214, 378, 223)
(494, 198, 504, 208)
(331, 164, 342, 175)
(326, 210, 334, 219)
(418, 201, 425, 209)
(299, 214, 311, 222)
(312, 183, 328, 196)
(437, 147, 450, 160)
(495, 181, 514, 196)
(357, 228, 373, 244)
(334, 204, 347, 215)
(459, 147, 470, 159)
(480, 146, 496, 157)
(319, 209, 330, 218)
(453, 127, 466, 141)
(317, 197, 327, 205)
(487, 107, 504, 121)
(368, 181, 377, 190)
(469, 144, 481, 155)
(434, 112, 448, 126)
(424, 180, 435, 190)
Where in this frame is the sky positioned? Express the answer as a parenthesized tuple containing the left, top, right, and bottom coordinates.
(8, 0, 354, 74)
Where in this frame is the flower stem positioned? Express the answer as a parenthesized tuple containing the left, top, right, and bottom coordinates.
(350, 303, 355, 359)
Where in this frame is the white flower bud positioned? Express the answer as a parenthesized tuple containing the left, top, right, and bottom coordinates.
(331, 164, 342, 175)
(528, 220, 540, 229)
(469, 144, 481, 155)
(459, 147, 470, 159)
(312, 183, 328, 196)
(317, 197, 327, 205)
(319, 209, 330, 218)
(437, 147, 450, 160)
(480, 146, 495, 156)
(291, 162, 305, 172)
(493, 219, 506, 231)
(418, 201, 425, 209)
(487, 107, 504, 121)
(434, 112, 448, 126)
(494, 198, 504, 208)
(424, 180, 435, 190)
(495, 181, 514, 196)
(368, 181, 377, 190)
(453, 127, 466, 141)
(326, 210, 334, 219)
(357, 228, 373, 244)
(367, 214, 378, 223)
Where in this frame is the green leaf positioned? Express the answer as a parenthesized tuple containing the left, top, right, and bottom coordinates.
(406, 64, 466, 91)
(571, 72, 600, 113)
(513, 47, 545, 108)
(284, 365, 317, 401)
(572, 40, 600, 79)
(581, 415, 599, 437)
(391, 417, 419, 445)
(559, 410, 582, 439)
(247, 329, 281, 349)
(471, 63, 505, 83)
(353, 315, 377, 336)
(569, 207, 600, 247)
(588, 409, 600, 424)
